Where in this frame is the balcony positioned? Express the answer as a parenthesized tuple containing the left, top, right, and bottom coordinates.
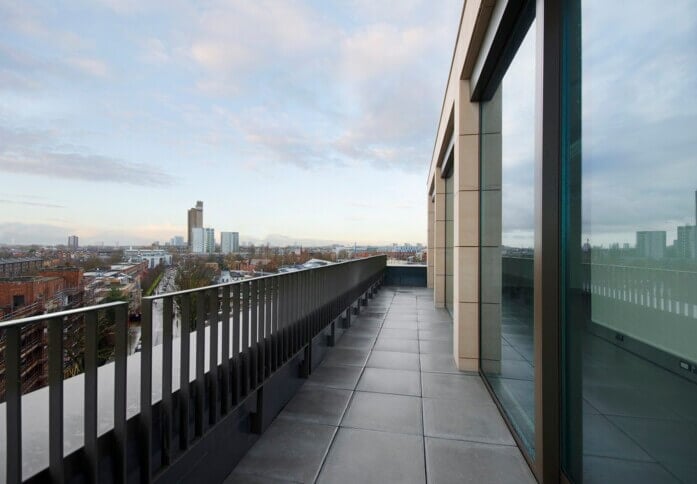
(0, 256, 535, 483)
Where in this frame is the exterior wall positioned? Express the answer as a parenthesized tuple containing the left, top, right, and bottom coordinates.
(427, 193, 435, 288)
(452, 79, 481, 371)
(0, 277, 65, 312)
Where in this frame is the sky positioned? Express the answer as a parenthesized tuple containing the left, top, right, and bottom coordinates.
(0, 0, 463, 247)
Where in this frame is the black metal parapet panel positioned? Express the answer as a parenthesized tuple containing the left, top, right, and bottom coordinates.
(384, 264, 427, 287)
(2, 254, 386, 484)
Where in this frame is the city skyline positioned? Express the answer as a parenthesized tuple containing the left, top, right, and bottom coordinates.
(0, 1, 462, 246)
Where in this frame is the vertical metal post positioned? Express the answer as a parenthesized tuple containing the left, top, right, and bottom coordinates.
(114, 304, 128, 483)
(208, 288, 219, 425)
(179, 295, 191, 449)
(195, 293, 206, 436)
(6, 326, 22, 484)
(162, 296, 174, 465)
(140, 299, 153, 483)
(84, 312, 98, 484)
(221, 285, 231, 414)
(48, 317, 64, 483)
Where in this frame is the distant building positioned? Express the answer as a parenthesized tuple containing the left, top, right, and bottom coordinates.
(636, 230, 666, 259)
(220, 231, 240, 254)
(187, 201, 203, 249)
(170, 235, 185, 247)
(68, 235, 79, 249)
(676, 225, 697, 259)
(124, 248, 173, 268)
(0, 257, 43, 277)
(192, 227, 215, 254)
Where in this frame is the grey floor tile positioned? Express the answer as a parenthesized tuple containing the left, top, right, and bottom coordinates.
(420, 354, 461, 374)
(418, 328, 453, 341)
(425, 438, 535, 484)
(583, 456, 680, 484)
(367, 350, 420, 371)
(224, 472, 300, 483)
(357, 367, 421, 396)
(374, 338, 420, 354)
(419, 340, 452, 354)
(334, 334, 375, 350)
(418, 321, 452, 330)
(379, 328, 418, 340)
(234, 419, 336, 483)
(317, 428, 426, 484)
(583, 414, 653, 462)
(322, 348, 369, 367)
(307, 364, 363, 390)
(342, 391, 423, 435)
(423, 397, 514, 445)
(279, 384, 353, 426)
(422, 373, 490, 403)
(343, 326, 379, 338)
(382, 320, 419, 329)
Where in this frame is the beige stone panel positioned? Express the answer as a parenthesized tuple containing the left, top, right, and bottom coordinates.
(434, 248, 446, 276)
(456, 135, 480, 191)
(457, 357, 479, 372)
(435, 221, 446, 249)
(480, 189, 501, 247)
(434, 281, 445, 308)
(434, 194, 446, 221)
(435, 175, 446, 194)
(480, 246, 501, 304)
(457, 80, 479, 136)
(480, 302, 502, 374)
(455, 190, 479, 247)
(454, 302, 479, 360)
(455, 246, 478, 303)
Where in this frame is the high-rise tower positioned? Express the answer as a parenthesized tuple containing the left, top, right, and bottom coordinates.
(187, 201, 203, 249)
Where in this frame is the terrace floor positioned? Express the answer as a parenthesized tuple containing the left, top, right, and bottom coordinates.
(225, 287, 535, 484)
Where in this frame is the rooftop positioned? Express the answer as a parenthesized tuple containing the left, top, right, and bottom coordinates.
(226, 287, 534, 483)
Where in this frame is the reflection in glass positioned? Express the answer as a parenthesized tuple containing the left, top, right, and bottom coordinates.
(480, 21, 536, 456)
(562, 1, 697, 482)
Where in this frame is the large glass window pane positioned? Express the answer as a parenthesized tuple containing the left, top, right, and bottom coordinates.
(562, 1, 697, 482)
(480, 20, 536, 457)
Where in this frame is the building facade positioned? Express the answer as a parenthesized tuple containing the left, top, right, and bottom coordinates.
(67, 235, 79, 249)
(191, 227, 215, 254)
(427, 1, 697, 482)
(124, 248, 173, 268)
(187, 200, 203, 249)
(220, 231, 240, 254)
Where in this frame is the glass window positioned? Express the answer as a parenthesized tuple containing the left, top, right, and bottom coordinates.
(480, 20, 537, 456)
(562, 1, 697, 482)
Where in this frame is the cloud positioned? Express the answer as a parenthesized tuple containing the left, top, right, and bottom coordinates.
(66, 57, 109, 78)
(0, 199, 65, 209)
(0, 126, 174, 186)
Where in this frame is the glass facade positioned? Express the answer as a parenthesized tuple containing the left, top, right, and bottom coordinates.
(480, 20, 537, 457)
(562, 1, 697, 482)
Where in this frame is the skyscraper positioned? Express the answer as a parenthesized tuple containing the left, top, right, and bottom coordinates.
(191, 227, 215, 254)
(187, 201, 203, 249)
(220, 232, 240, 254)
(636, 230, 666, 259)
(67, 235, 79, 249)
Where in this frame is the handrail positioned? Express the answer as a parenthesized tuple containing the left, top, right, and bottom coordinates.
(0, 254, 386, 483)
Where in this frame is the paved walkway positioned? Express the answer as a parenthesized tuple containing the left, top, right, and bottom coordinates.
(225, 287, 535, 484)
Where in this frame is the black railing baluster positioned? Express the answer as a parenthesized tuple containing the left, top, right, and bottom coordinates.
(48, 316, 64, 483)
(162, 296, 174, 465)
(84, 311, 98, 484)
(258, 278, 266, 380)
(208, 288, 219, 425)
(195, 293, 206, 436)
(221, 285, 231, 414)
(242, 282, 250, 395)
(250, 279, 258, 388)
(232, 284, 241, 404)
(140, 299, 153, 483)
(6, 326, 22, 484)
(180, 295, 191, 450)
(114, 304, 128, 483)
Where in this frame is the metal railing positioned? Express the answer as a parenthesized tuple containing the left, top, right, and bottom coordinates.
(1, 255, 385, 483)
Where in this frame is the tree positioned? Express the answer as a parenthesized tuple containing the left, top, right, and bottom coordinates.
(174, 258, 217, 329)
